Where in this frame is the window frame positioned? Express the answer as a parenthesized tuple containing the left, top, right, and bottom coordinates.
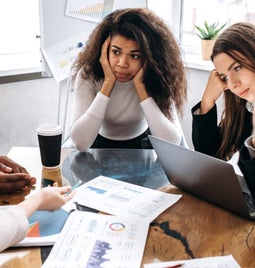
(0, 0, 41, 77)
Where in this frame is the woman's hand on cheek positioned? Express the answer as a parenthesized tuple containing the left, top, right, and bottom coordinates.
(99, 37, 115, 83)
(133, 66, 149, 101)
(133, 66, 144, 87)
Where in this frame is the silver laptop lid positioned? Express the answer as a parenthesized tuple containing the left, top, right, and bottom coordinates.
(149, 135, 252, 219)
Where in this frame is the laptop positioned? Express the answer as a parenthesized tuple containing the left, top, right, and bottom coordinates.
(148, 135, 255, 220)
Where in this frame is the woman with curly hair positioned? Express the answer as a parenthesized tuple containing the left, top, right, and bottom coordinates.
(70, 8, 187, 151)
(192, 22, 255, 194)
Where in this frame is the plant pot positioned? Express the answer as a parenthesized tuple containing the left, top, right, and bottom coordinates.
(201, 39, 215, 60)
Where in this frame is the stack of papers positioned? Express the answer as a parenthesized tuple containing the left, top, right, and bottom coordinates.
(9, 175, 242, 267)
(43, 175, 182, 267)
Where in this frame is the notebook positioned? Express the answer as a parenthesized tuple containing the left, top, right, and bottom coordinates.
(148, 135, 255, 220)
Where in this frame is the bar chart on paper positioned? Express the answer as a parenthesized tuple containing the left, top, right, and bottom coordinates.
(65, 0, 115, 22)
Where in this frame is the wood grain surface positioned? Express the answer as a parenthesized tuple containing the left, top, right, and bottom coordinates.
(142, 185, 255, 267)
(1, 147, 255, 267)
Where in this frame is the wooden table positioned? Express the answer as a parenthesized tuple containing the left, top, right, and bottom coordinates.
(2, 147, 255, 267)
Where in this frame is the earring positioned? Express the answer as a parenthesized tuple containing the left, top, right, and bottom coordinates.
(246, 101, 254, 113)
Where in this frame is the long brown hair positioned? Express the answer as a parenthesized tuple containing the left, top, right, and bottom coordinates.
(73, 8, 187, 120)
(211, 22, 255, 160)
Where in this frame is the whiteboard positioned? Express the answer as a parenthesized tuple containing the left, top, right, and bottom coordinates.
(39, 0, 148, 82)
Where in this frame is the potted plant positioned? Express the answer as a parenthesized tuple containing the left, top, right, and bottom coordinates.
(195, 21, 226, 60)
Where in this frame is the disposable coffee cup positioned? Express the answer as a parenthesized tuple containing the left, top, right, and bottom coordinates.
(36, 123, 63, 169)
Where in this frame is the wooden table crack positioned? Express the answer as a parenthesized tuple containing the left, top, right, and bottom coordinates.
(151, 221, 195, 259)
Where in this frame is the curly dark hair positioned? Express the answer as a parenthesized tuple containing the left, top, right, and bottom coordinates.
(211, 22, 255, 160)
(73, 8, 187, 120)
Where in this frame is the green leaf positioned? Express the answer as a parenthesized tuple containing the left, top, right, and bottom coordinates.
(194, 21, 227, 40)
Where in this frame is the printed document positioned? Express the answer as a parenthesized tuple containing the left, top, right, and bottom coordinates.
(144, 255, 241, 268)
(66, 175, 182, 222)
(42, 211, 149, 268)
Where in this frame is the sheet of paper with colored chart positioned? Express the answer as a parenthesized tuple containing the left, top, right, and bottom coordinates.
(68, 175, 182, 223)
(42, 211, 149, 268)
(42, 31, 91, 83)
(14, 208, 69, 247)
(65, 0, 147, 23)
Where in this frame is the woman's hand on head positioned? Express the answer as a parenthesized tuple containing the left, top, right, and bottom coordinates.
(99, 37, 116, 96)
(99, 37, 116, 85)
(133, 65, 149, 101)
(200, 69, 228, 114)
(133, 65, 144, 86)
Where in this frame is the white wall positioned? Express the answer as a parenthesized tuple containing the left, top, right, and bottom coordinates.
(0, 68, 215, 154)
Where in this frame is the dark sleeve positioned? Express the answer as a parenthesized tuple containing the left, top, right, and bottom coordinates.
(238, 146, 255, 196)
(191, 102, 221, 157)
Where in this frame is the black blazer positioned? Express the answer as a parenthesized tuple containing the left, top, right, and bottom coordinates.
(192, 102, 254, 195)
(191, 101, 252, 158)
(239, 146, 255, 195)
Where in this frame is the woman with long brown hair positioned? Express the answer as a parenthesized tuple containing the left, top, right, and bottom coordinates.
(192, 22, 255, 194)
(70, 8, 187, 151)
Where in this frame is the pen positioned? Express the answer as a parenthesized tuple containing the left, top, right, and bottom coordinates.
(71, 180, 82, 190)
(65, 180, 82, 196)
